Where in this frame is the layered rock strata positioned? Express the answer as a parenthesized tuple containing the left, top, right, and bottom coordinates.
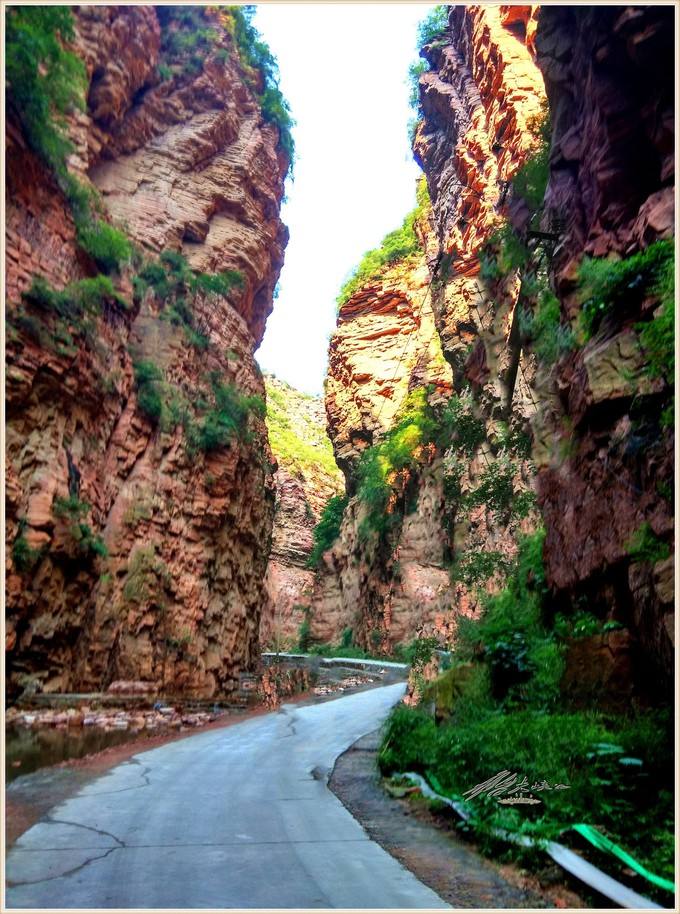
(533, 4, 675, 682)
(6, 7, 288, 698)
(260, 376, 343, 649)
(309, 6, 548, 651)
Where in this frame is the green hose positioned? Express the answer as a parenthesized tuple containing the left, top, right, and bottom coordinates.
(571, 823, 675, 893)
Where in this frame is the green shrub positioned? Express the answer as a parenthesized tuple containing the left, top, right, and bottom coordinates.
(53, 496, 107, 559)
(355, 387, 437, 540)
(140, 251, 244, 350)
(76, 220, 132, 274)
(450, 550, 511, 588)
(12, 522, 43, 573)
(520, 287, 575, 365)
(224, 5, 295, 168)
(379, 703, 673, 895)
(307, 495, 349, 567)
(637, 252, 674, 383)
(577, 239, 674, 339)
(190, 373, 265, 452)
(53, 495, 90, 521)
(460, 459, 534, 523)
(298, 617, 311, 652)
(340, 626, 354, 649)
(434, 393, 486, 456)
(5, 7, 87, 171)
(625, 522, 671, 564)
(417, 5, 448, 46)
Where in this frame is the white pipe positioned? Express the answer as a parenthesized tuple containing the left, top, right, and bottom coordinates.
(399, 772, 663, 910)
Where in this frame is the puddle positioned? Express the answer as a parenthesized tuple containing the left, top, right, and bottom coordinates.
(5, 725, 147, 783)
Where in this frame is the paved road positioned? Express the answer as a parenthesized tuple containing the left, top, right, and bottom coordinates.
(6, 684, 448, 909)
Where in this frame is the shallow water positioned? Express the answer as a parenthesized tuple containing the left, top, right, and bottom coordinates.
(5, 725, 147, 783)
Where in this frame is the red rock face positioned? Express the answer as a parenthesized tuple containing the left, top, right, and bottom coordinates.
(5, 8, 288, 699)
(533, 5, 674, 680)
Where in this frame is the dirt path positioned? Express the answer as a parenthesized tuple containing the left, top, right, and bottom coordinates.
(329, 730, 589, 909)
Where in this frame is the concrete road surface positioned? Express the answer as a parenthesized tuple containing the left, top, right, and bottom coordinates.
(6, 684, 448, 909)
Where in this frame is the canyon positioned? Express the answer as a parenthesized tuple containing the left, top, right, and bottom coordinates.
(5, 4, 675, 710)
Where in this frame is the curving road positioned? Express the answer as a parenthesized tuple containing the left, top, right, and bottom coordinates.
(5, 684, 448, 909)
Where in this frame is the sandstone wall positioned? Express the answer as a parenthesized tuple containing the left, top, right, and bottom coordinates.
(6, 7, 288, 699)
(260, 376, 343, 649)
(309, 6, 547, 652)
(533, 4, 675, 679)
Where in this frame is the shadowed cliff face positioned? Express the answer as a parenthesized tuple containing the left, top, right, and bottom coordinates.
(532, 4, 675, 679)
(5, 7, 288, 699)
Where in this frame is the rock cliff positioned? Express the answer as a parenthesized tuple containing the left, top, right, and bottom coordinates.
(532, 4, 675, 681)
(309, 6, 546, 651)
(6, 6, 289, 698)
(260, 376, 343, 649)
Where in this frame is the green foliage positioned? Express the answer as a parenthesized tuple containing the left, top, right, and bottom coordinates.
(417, 5, 449, 47)
(554, 611, 623, 639)
(158, 6, 220, 73)
(5, 7, 87, 171)
(379, 703, 674, 896)
(355, 388, 437, 541)
(625, 522, 671, 564)
(22, 274, 126, 322)
(408, 59, 427, 109)
(434, 393, 486, 456)
(12, 521, 43, 573)
(123, 545, 169, 605)
(480, 222, 530, 281)
(190, 373, 265, 453)
(637, 253, 675, 384)
(75, 220, 132, 274)
(53, 496, 107, 559)
(53, 495, 90, 521)
(460, 459, 534, 524)
(450, 550, 511, 588)
(337, 180, 429, 306)
(224, 5, 295, 168)
(139, 250, 244, 350)
(520, 287, 575, 365)
(511, 105, 551, 212)
(340, 627, 354, 649)
(307, 495, 349, 568)
(264, 376, 341, 483)
(577, 239, 675, 339)
(298, 617, 311, 652)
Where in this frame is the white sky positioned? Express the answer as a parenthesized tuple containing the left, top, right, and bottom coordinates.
(254, 3, 433, 394)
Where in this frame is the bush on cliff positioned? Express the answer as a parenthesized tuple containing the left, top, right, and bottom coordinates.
(222, 5, 295, 168)
(307, 495, 349, 568)
(189, 373, 266, 453)
(5, 7, 86, 171)
(138, 251, 244, 351)
(577, 238, 674, 340)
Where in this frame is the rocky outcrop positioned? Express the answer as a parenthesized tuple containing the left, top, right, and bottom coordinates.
(325, 252, 452, 487)
(5, 7, 288, 699)
(309, 8, 551, 652)
(531, 4, 675, 682)
(260, 376, 343, 649)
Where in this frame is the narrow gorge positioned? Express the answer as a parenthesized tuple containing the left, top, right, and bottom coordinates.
(4, 3, 676, 904)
